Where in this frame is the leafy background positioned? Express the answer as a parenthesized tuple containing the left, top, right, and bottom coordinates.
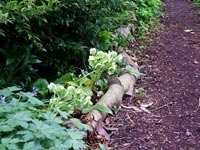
(0, 0, 162, 89)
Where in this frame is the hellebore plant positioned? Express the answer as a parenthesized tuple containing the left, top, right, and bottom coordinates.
(88, 48, 123, 89)
(48, 83, 93, 114)
(48, 48, 123, 114)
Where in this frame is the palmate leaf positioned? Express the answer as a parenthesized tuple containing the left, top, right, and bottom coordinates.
(6, 111, 32, 128)
(66, 119, 92, 131)
(3, 144, 20, 150)
(1, 136, 22, 144)
(43, 111, 63, 124)
(16, 131, 34, 142)
(53, 108, 70, 119)
(0, 144, 6, 150)
(0, 124, 13, 132)
(64, 139, 87, 150)
(67, 128, 85, 140)
(29, 119, 50, 139)
(20, 92, 44, 106)
(0, 86, 21, 97)
(23, 141, 35, 150)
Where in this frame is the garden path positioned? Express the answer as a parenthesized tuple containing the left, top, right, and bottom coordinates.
(111, 0, 200, 149)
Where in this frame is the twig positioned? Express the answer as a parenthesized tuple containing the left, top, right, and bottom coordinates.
(121, 104, 142, 112)
(126, 113, 134, 124)
(196, 98, 200, 111)
(151, 101, 174, 112)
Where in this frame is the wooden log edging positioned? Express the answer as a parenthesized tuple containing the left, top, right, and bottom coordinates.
(87, 48, 139, 134)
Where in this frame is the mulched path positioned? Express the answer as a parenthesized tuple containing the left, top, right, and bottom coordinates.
(110, 0, 200, 149)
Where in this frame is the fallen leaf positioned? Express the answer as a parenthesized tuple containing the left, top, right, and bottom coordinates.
(186, 129, 192, 136)
(140, 102, 153, 114)
(184, 29, 193, 33)
(103, 126, 118, 132)
(140, 102, 153, 108)
(131, 56, 138, 61)
(194, 60, 199, 64)
(96, 121, 110, 141)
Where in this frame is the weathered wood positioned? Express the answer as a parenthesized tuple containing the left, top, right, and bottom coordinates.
(88, 50, 139, 130)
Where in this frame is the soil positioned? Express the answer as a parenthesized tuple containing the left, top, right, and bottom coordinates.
(110, 0, 200, 149)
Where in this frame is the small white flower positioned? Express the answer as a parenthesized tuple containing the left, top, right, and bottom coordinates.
(48, 82, 56, 91)
(90, 48, 97, 55)
(96, 51, 105, 57)
(117, 54, 123, 63)
(109, 51, 117, 57)
(95, 63, 103, 69)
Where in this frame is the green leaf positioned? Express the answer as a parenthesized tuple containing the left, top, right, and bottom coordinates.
(17, 131, 34, 142)
(82, 104, 113, 115)
(2, 137, 22, 144)
(65, 139, 86, 150)
(33, 78, 49, 96)
(124, 65, 140, 78)
(43, 111, 63, 124)
(53, 108, 69, 119)
(23, 141, 35, 150)
(0, 144, 6, 150)
(7, 86, 22, 92)
(0, 29, 5, 37)
(20, 92, 44, 105)
(0, 86, 21, 97)
(0, 124, 13, 132)
(81, 87, 93, 96)
(54, 73, 75, 84)
(66, 119, 92, 131)
(67, 129, 84, 140)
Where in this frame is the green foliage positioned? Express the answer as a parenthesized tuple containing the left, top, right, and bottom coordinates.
(88, 48, 123, 89)
(194, 0, 200, 6)
(47, 49, 123, 114)
(135, 87, 146, 98)
(0, 0, 163, 88)
(0, 0, 138, 88)
(82, 104, 113, 115)
(122, 65, 141, 78)
(194, 0, 200, 14)
(0, 86, 89, 150)
(48, 82, 93, 114)
(33, 78, 49, 96)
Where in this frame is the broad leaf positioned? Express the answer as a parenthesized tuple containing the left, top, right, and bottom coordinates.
(33, 78, 49, 96)
(66, 119, 92, 131)
(82, 104, 113, 115)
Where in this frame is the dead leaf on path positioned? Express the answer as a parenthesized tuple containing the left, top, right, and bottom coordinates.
(131, 56, 138, 61)
(186, 129, 192, 136)
(140, 102, 153, 114)
(194, 60, 199, 64)
(184, 29, 193, 32)
(96, 121, 110, 141)
(184, 29, 195, 34)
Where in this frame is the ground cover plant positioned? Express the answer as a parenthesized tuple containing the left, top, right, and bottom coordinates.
(0, 87, 90, 150)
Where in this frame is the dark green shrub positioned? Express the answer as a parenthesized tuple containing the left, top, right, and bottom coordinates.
(0, 0, 137, 88)
(0, 0, 162, 89)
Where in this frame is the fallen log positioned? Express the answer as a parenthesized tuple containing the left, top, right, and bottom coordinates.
(87, 49, 139, 138)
